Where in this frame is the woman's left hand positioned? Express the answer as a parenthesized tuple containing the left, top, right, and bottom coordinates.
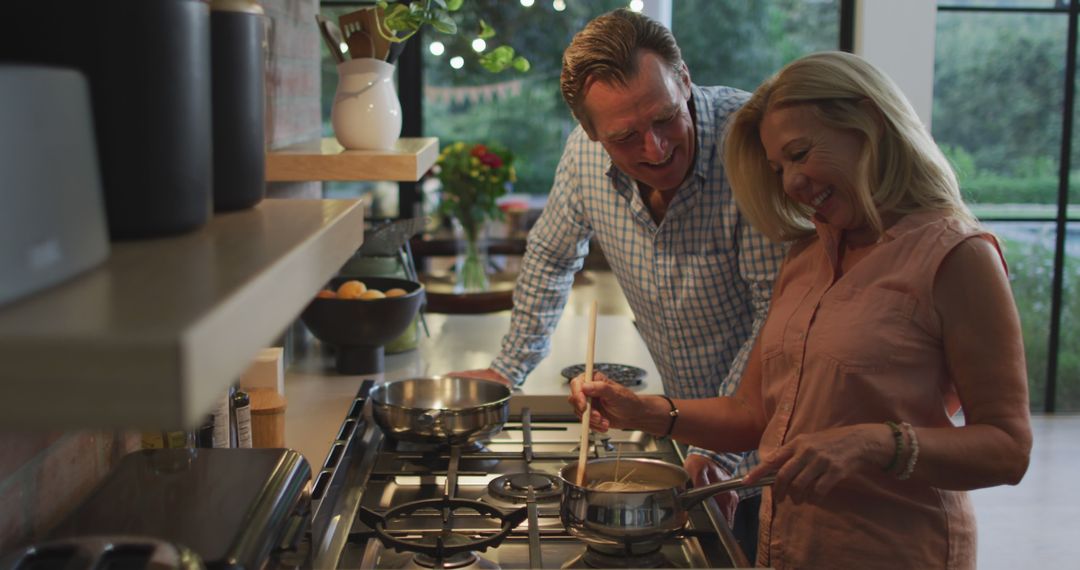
(743, 423, 892, 505)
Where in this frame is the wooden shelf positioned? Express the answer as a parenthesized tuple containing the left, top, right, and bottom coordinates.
(0, 199, 365, 430)
(266, 137, 439, 182)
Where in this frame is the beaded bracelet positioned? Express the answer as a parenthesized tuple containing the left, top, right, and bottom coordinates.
(898, 421, 920, 480)
(883, 421, 904, 473)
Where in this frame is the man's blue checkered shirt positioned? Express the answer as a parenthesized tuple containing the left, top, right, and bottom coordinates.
(491, 84, 785, 489)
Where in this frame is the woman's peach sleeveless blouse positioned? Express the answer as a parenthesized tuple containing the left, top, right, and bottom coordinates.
(755, 211, 996, 569)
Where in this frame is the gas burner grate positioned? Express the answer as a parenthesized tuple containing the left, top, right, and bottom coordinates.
(563, 546, 674, 569)
(356, 498, 528, 560)
(406, 538, 501, 570)
(487, 472, 562, 503)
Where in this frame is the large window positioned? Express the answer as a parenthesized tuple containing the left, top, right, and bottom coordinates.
(934, 0, 1079, 411)
(319, 1, 845, 217)
(422, 0, 627, 198)
(673, 0, 842, 92)
(420, 0, 844, 202)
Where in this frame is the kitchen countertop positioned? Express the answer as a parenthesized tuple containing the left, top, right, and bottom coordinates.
(283, 312, 664, 471)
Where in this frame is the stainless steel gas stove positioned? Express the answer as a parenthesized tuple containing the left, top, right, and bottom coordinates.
(302, 381, 748, 569)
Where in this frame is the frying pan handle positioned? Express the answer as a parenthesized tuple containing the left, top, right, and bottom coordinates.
(416, 410, 441, 429)
(678, 474, 776, 510)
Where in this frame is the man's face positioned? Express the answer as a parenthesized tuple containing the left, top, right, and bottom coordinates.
(582, 51, 695, 193)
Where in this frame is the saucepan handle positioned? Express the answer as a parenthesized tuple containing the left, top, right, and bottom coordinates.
(678, 474, 776, 510)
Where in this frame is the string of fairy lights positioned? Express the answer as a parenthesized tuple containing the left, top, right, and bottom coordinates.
(429, 0, 646, 70)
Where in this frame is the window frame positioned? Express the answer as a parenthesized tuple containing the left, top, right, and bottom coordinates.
(937, 0, 1077, 411)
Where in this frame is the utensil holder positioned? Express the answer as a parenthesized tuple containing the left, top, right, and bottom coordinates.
(330, 58, 402, 150)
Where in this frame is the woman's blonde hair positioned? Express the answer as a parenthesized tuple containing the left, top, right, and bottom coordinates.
(724, 51, 976, 243)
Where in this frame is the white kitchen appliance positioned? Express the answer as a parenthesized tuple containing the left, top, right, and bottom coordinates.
(0, 65, 110, 307)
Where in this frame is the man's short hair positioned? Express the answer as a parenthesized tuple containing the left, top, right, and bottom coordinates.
(560, 9, 683, 136)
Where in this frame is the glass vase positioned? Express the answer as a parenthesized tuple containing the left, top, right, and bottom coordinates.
(452, 217, 490, 293)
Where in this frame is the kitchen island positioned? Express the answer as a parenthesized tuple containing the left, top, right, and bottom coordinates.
(284, 312, 663, 473)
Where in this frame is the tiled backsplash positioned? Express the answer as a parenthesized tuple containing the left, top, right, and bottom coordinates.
(0, 0, 322, 551)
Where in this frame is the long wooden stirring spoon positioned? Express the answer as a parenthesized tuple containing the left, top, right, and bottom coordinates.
(576, 300, 599, 487)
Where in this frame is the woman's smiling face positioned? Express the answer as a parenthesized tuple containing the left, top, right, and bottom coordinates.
(759, 103, 869, 233)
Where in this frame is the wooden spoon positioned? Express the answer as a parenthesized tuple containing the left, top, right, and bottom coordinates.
(576, 300, 599, 486)
(315, 15, 346, 64)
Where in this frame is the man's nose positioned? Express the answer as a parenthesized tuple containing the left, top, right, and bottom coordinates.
(643, 129, 666, 162)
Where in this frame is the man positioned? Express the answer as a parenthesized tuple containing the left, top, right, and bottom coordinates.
(458, 9, 784, 559)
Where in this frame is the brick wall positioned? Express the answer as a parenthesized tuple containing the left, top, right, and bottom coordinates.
(0, 0, 322, 552)
(265, 0, 322, 200)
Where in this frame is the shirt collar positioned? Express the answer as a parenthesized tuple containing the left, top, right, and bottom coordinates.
(688, 84, 715, 184)
(813, 209, 952, 271)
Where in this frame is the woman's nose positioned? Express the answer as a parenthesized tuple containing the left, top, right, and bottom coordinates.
(783, 170, 809, 197)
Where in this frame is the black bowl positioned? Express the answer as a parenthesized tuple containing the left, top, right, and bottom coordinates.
(300, 276, 425, 374)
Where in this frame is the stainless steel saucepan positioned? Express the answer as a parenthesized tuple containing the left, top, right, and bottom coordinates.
(558, 457, 775, 553)
(369, 376, 511, 444)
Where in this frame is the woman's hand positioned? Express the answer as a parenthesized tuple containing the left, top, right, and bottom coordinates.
(567, 371, 644, 432)
(744, 423, 892, 505)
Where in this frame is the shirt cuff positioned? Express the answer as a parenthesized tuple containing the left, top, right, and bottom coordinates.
(490, 358, 527, 386)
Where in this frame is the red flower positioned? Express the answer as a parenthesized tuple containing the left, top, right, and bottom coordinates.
(480, 153, 503, 169)
(470, 144, 488, 158)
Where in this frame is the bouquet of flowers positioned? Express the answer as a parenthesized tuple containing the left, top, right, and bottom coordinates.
(435, 141, 516, 291)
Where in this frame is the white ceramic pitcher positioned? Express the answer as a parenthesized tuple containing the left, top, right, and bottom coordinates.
(330, 58, 402, 150)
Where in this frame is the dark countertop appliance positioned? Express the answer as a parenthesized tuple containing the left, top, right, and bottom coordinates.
(47, 448, 312, 570)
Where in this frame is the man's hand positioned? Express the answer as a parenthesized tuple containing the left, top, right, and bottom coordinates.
(449, 368, 513, 386)
(685, 453, 739, 527)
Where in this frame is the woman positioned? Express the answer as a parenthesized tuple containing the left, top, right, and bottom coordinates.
(569, 51, 1032, 569)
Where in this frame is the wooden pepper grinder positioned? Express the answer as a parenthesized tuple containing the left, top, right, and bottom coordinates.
(249, 388, 287, 448)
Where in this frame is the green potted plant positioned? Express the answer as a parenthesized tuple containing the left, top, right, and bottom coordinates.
(435, 141, 516, 292)
(377, 0, 530, 72)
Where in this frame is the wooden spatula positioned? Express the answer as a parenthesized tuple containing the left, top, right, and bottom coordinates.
(576, 300, 599, 486)
(358, 7, 393, 62)
(315, 15, 346, 63)
(346, 28, 375, 60)
(340, 8, 389, 61)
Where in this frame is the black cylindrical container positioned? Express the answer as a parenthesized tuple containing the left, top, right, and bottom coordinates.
(96, 0, 213, 239)
(0, 0, 212, 239)
(211, 1, 267, 212)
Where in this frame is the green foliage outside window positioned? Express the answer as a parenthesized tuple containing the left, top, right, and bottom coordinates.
(933, 9, 1080, 411)
(673, 0, 839, 92)
(999, 233, 1080, 412)
(423, 0, 840, 196)
(933, 11, 1072, 206)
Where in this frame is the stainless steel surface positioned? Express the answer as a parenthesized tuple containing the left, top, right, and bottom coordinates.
(369, 376, 511, 444)
(331, 412, 738, 568)
(558, 458, 692, 552)
(557, 458, 773, 554)
(678, 473, 776, 509)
